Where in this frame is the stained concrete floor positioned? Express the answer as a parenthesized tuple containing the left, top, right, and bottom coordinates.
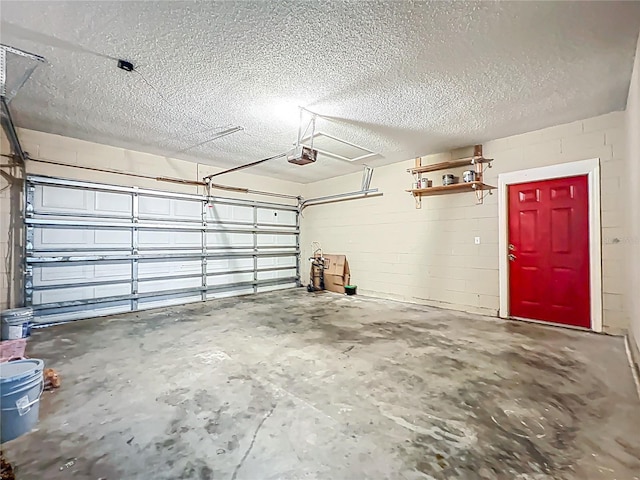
(2, 289, 640, 480)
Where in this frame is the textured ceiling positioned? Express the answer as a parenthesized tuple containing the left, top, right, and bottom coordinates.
(1, 1, 639, 183)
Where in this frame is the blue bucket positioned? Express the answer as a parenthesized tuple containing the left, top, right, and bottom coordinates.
(0, 359, 44, 443)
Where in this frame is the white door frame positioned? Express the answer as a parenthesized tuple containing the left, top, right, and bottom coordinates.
(498, 158, 603, 332)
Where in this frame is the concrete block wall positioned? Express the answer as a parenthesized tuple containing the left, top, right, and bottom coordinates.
(0, 129, 20, 311)
(625, 33, 640, 357)
(0, 128, 303, 310)
(301, 111, 629, 334)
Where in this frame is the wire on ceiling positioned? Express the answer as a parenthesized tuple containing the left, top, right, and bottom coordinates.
(132, 68, 172, 105)
(129, 64, 242, 150)
(171, 125, 244, 155)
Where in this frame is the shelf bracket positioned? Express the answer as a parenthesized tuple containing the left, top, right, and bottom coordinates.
(474, 184, 493, 205)
(413, 157, 422, 209)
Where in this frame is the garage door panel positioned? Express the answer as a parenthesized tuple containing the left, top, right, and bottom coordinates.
(139, 230, 201, 247)
(35, 227, 132, 249)
(139, 196, 171, 216)
(257, 208, 278, 224)
(276, 256, 296, 267)
(228, 258, 254, 271)
(94, 191, 132, 214)
(257, 233, 296, 247)
(139, 196, 202, 220)
(138, 260, 201, 278)
(257, 208, 296, 226)
(172, 231, 201, 247)
(173, 199, 202, 220)
(138, 277, 201, 294)
(39, 185, 88, 211)
(257, 234, 275, 246)
(94, 263, 132, 280)
(257, 257, 277, 269)
(257, 256, 296, 269)
(138, 230, 171, 245)
(207, 272, 253, 286)
(207, 204, 253, 223)
(172, 232, 202, 247)
(206, 232, 253, 247)
(206, 259, 229, 273)
(257, 268, 296, 280)
(38, 227, 88, 246)
(33, 301, 132, 325)
(93, 229, 132, 245)
(206, 258, 253, 273)
(33, 282, 130, 304)
(278, 235, 297, 247)
(37, 265, 91, 284)
(36, 186, 132, 217)
(137, 293, 202, 310)
(35, 263, 131, 286)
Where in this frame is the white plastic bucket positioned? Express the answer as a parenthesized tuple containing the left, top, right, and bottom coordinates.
(1, 308, 33, 340)
(0, 359, 44, 443)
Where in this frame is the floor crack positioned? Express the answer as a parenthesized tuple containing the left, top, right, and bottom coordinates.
(230, 403, 277, 480)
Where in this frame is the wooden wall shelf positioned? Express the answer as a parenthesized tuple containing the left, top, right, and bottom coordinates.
(407, 156, 492, 175)
(407, 145, 494, 208)
(406, 181, 495, 196)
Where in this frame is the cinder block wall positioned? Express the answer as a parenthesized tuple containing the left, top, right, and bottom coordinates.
(625, 33, 640, 356)
(301, 111, 629, 334)
(0, 130, 19, 311)
(0, 128, 303, 311)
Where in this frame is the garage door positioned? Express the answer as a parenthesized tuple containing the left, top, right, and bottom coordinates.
(24, 175, 300, 325)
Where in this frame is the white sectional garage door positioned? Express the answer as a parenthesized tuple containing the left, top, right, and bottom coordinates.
(24, 175, 300, 325)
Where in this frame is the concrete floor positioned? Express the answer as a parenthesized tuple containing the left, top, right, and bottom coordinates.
(3, 289, 640, 480)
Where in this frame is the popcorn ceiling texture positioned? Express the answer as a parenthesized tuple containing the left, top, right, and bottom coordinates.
(1, 1, 639, 183)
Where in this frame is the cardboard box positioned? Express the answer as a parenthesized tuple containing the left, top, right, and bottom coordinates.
(323, 254, 350, 294)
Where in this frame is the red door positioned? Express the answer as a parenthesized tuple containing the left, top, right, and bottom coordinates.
(508, 175, 590, 328)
